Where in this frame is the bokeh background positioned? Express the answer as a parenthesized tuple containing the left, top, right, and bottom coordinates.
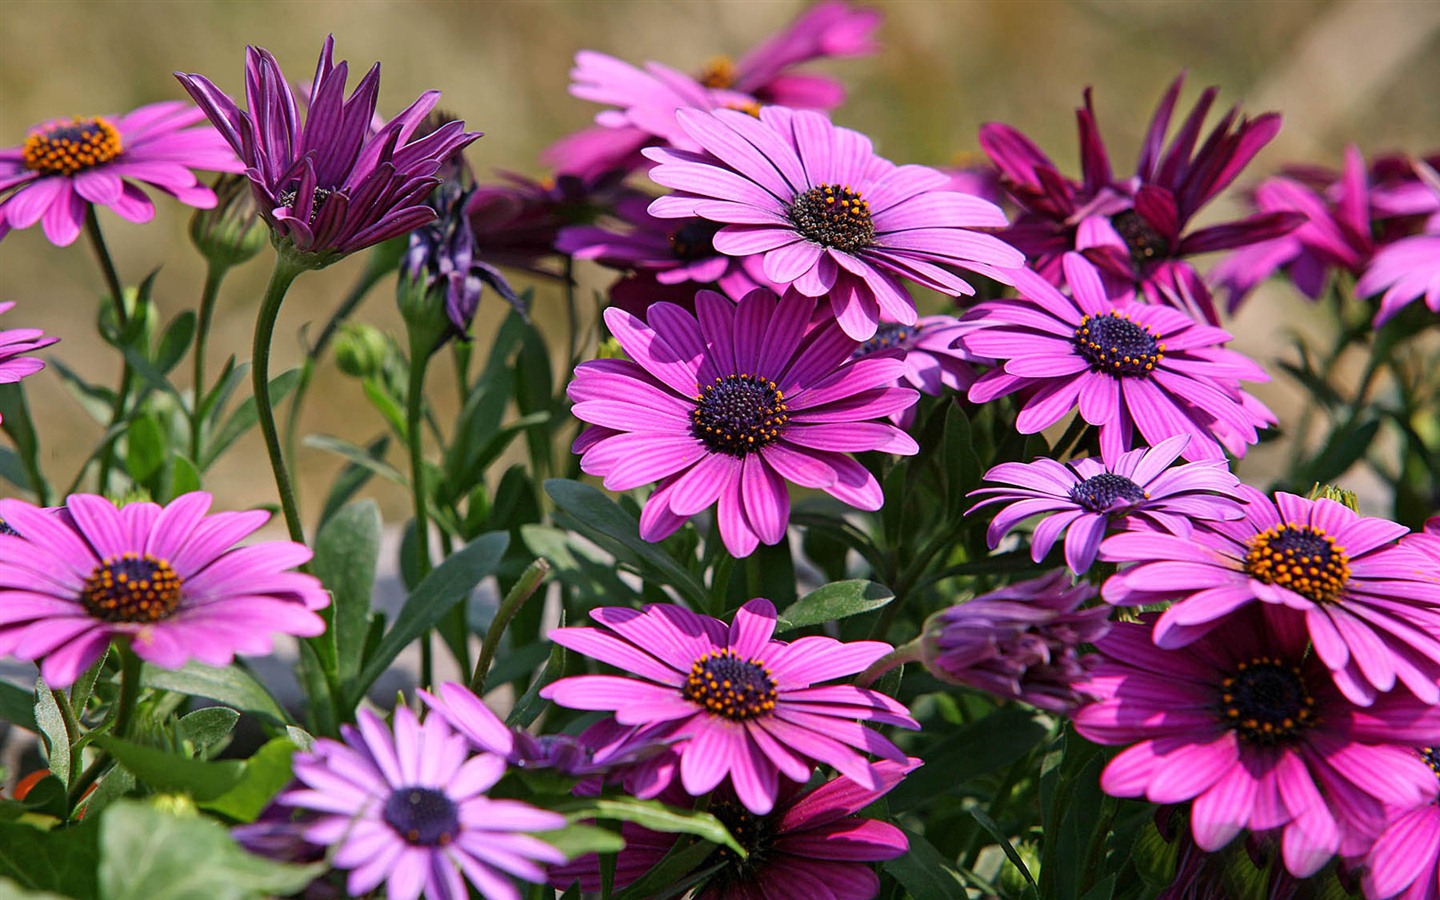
(2, 0, 1438, 521)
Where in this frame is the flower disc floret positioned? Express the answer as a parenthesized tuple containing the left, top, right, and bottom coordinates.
(383, 787, 460, 847)
(683, 649, 778, 720)
(1221, 657, 1316, 746)
(786, 183, 874, 252)
(1243, 524, 1350, 606)
(1069, 472, 1147, 512)
(82, 552, 183, 623)
(690, 374, 789, 457)
(1073, 312, 1165, 376)
(22, 117, 123, 175)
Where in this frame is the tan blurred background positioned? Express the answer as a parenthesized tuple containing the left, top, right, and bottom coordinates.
(2, 0, 1438, 523)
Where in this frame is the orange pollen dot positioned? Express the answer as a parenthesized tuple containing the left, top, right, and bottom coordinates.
(22, 116, 123, 176)
(81, 551, 183, 623)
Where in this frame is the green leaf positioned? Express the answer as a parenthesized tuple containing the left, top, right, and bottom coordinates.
(92, 736, 243, 801)
(176, 707, 239, 757)
(361, 377, 408, 438)
(33, 683, 70, 788)
(139, 662, 290, 726)
(124, 414, 166, 484)
(774, 580, 894, 633)
(0, 875, 75, 900)
(312, 501, 382, 685)
(203, 368, 299, 469)
(506, 627, 565, 729)
(0, 681, 36, 734)
(0, 818, 100, 899)
(609, 839, 721, 900)
(0, 384, 50, 501)
(304, 434, 405, 487)
(97, 800, 321, 900)
(168, 455, 202, 498)
(885, 828, 968, 900)
(154, 312, 196, 376)
(348, 532, 509, 702)
(969, 805, 1037, 890)
(890, 706, 1048, 812)
(536, 823, 625, 860)
(197, 358, 245, 428)
(317, 435, 390, 529)
(198, 738, 296, 823)
(44, 360, 116, 425)
(573, 798, 743, 857)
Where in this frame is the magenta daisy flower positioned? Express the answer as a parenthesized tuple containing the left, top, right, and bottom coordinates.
(1074, 608, 1440, 879)
(281, 706, 565, 900)
(467, 169, 634, 278)
(570, 287, 919, 558)
(966, 434, 1244, 573)
(0, 492, 326, 689)
(175, 36, 480, 265)
(1101, 487, 1440, 706)
(852, 314, 978, 427)
(1358, 232, 1440, 326)
(956, 254, 1275, 462)
(540, 598, 918, 815)
(644, 106, 1025, 341)
(0, 302, 58, 421)
(0, 100, 242, 246)
(1363, 749, 1440, 900)
(550, 757, 916, 899)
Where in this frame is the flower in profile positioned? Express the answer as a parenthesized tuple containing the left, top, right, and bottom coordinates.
(569, 287, 919, 557)
(466, 169, 633, 278)
(0, 101, 242, 246)
(0, 302, 58, 421)
(1074, 609, 1440, 879)
(540, 598, 918, 815)
(1357, 230, 1440, 326)
(175, 36, 480, 266)
(0, 492, 327, 688)
(920, 571, 1110, 712)
(550, 758, 917, 899)
(645, 106, 1025, 341)
(1101, 487, 1440, 706)
(1363, 748, 1440, 900)
(956, 254, 1275, 462)
(280, 706, 565, 900)
(966, 434, 1244, 573)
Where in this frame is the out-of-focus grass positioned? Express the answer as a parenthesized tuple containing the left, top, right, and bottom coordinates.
(1, 0, 1437, 519)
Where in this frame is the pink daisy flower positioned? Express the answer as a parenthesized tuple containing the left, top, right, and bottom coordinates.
(644, 106, 1025, 341)
(0, 302, 58, 423)
(539, 598, 919, 815)
(1358, 232, 1440, 326)
(956, 254, 1275, 462)
(1074, 609, 1440, 879)
(569, 287, 919, 558)
(1101, 487, 1440, 707)
(0, 100, 242, 246)
(0, 492, 327, 688)
(966, 434, 1244, 573)
(1363, 748, 1440, 900)
(852, 314, 978, 427)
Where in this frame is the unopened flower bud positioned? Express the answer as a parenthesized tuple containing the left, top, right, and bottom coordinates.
(1307, 483, 1360, 512)
(189, 174, 266, 268)
(333, 323, 391, 379)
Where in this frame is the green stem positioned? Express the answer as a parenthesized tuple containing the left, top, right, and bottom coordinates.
(86, 210, 131, 495)
(252, 254, 309, 544)
(854, 638, 923, 689)
(406, 349, 434, 581)
(470, 558, 551, 694)
(112, 646, 142, 739)
(190, 263, 228, 462)
(85, 207, 125, 325)
(563, 255, 580, 370)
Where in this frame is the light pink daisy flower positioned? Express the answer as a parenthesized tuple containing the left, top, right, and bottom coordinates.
(0, 302, 58, 424)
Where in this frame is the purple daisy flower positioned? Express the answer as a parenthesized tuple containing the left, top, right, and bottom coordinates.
(1101, 487, 1440, 707)
(0, 302, 58, 422)
(1073, 608, 1440, 879)
(852, 314, 978, 427)
(0, 100, 243, 246)
(920, 571, 1110, 712)
(1363, 748, 1440, 900)
(966, 434, 1244, 573)
(570, 286, 919, 557)
(540, 598, 919, 815)
(175, 36, 480, 265)
(0, 492, 327, 689)
(466, 169, 634, 279)
(643, 106, 1025, 341)
(281, 706, 565, 900)
(550, 757, 916, 900)
(956, 254, 1275, 462)
(1358, 232, 1440, 326)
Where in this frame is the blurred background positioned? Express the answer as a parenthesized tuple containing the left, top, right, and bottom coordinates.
(2, 0, 1438, 522)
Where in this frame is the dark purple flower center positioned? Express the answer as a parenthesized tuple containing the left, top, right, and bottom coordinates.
(1111, 210, 1170, 269)
(1069, 472, 1147, 512)
(1243, 524, 1350, 605)
(1220, 657, 1316, 746)
(81, 552, 183, 623)
(854, 321, 921, 358)
(691, 374, 789, 457)
(669, 220, 722, 262)
(0, 517, 18, 538)
(1073, 312, 1165, 377)
(682, 649, 778, 721)
(1421, 748, 1440, 782)
(704, 797, 776, 878)
(383, 786, 460, 846)
(788, 183, 875, 253)
(277, 186, 334, 224)
(23, 117, 123, 175)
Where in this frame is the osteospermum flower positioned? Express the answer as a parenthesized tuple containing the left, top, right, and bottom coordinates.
(0, 101, 242, 246)
(1074, 609, 1440, 879)
(570, 287, 919, 557)
(644, 106, 1025, 341)
(966, 434, 1244, 573)
(540, 599, 918, 815)
(1363, 748, 1440, 900)
(467, 169, 634, 278)
(1101, 487, 1440, 706)
(0, 492, 326, 689)
(175, 36, 480, 265)
(1358, 231, 1440, 326)
(956, 254, 1275, 461)
(281, 706, 565, 900)
(0, 302, 58, 423)
(852, 314, 978, 427)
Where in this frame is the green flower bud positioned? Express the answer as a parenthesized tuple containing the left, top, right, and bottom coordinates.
(595, 336, 625, 360)
(189, 174, 266, 269)
(333, 322, 392, 379)
(1307, 483, 1360, 512)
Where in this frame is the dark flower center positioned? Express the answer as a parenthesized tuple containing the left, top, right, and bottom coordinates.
(1069, 472, 1148, 512)
(682, 649, 778, 721)
(854, 321, 920, 358)
(668, 220, 722, 262)
(1073, 312, 1165, 377)
(0, 517, 17, 538)
(81, 552, 183, 623)
(277, 186, 333, 224)
(691, 374, 789, 457)
(1111, 210, 1170, 269)
(1421, 747, 1440, 782)
(705, 796, 776, 880)
(23, 117, 123, 175)
(1220, 657, 1316, 746)
(1243, 524, 1350, 605)
(788, 183, 875, 253)
(383, 786, 460, 846)
(697, 56, 737, 90)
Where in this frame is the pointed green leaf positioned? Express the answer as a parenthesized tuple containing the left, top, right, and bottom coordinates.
(775, 580, 893, 633)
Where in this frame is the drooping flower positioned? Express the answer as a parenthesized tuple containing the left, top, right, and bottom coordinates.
(920, 571, 1110, 712)
(0, 101, 243, 246)
(550, 758, 917, 900)
(175, 36, 480, 266)
(1074, 608, 1440, 879)
(644, 106, 1025, 341)
(1101, 487, 1440, 707)
(540, 598, 918, 815)
(569, 286, 919, 557)
(955, 254, 1275, 462)
(851, 314, 978, 427)
(1362, 748, 1440, 900)
(966, 434, 1244, 573)
(0, 302, 58, 423)
(0, 492, 327, 689)
(280, 706, 565, 900)
(1357, 231, 1440, 326)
